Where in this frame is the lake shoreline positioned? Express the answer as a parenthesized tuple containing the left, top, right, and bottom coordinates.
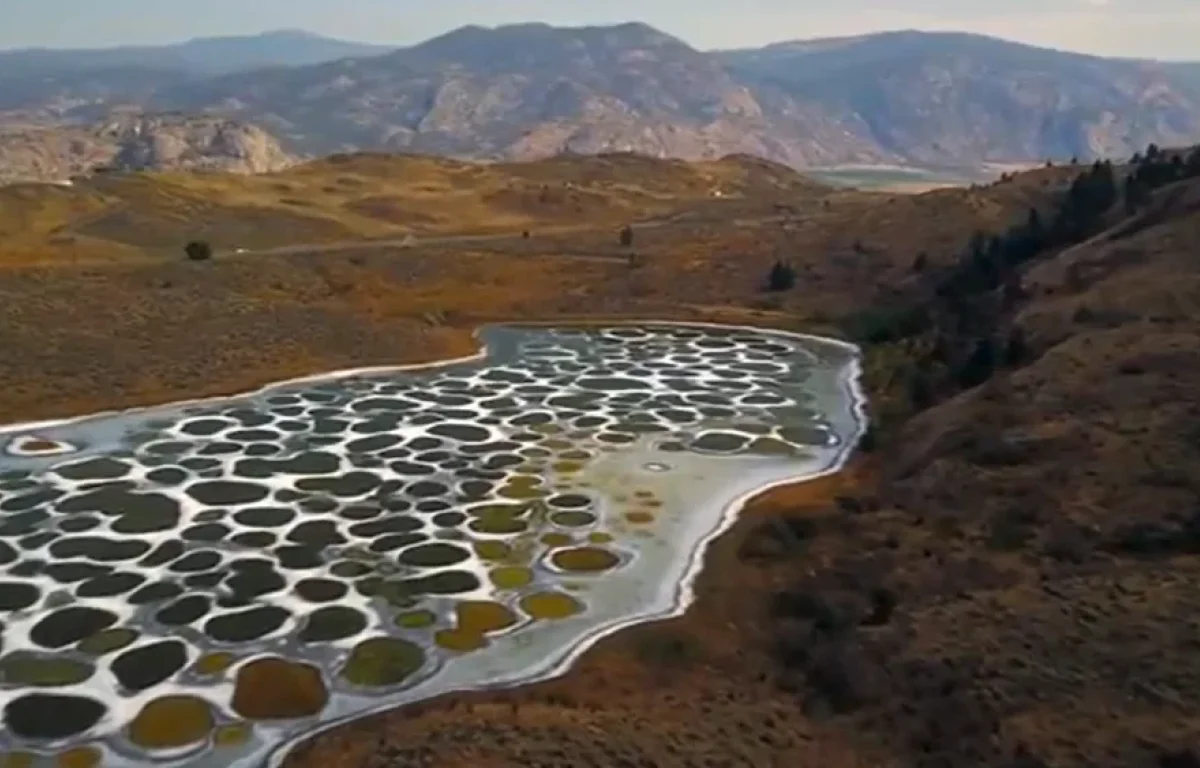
(279, 462, 876, 768)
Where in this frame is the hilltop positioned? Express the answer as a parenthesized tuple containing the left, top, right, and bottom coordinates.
(2, 25, 1200, 182)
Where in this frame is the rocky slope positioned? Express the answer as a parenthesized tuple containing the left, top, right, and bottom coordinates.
(2, 25, 1200, 176)
(721, 31, 1200, 165)
(0, 114, 296, 183)
(151, 22, 889, 167)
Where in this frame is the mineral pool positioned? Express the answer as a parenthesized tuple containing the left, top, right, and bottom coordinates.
(0, 323, 865, 767)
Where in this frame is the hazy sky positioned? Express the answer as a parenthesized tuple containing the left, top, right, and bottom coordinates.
(3, 0, 1198, 60)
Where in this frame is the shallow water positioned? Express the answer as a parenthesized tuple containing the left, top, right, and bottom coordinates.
(0, 323, 864, 767)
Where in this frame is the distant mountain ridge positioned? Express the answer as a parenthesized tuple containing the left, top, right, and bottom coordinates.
(0, 30, 393, 77)
(2, 24, 1200, 181)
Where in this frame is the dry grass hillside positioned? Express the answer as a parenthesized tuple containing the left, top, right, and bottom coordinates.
(0, 151, 824, 265)
(0, 152, 1075, 425)
(0, 148, 1197, 768)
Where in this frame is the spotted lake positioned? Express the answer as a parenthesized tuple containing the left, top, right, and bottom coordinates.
(0, 323, 865, 767)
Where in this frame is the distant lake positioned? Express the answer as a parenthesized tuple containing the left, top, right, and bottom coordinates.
(0, 322, 865, 768)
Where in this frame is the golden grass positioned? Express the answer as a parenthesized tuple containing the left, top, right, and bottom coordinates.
(0, 152, 829, 267)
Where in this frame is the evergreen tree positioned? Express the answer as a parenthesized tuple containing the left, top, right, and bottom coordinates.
(1188, 147, 1200, 176)
(1001, 272, 1025, 310)
(956, 337, 997, 389)
(1124, 175, 1150, 214)
(1025, 207, 1043, 238)
(1090, 161, 1117, 212)
(619, 225, 634, 248)
(1004, 326, 1030, 366)
(766, 261, 796, 292)
(185, 240, 213, 261)
(907, 368, 935, 411)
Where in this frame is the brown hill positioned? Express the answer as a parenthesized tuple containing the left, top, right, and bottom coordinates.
(0, 150, 826, 264)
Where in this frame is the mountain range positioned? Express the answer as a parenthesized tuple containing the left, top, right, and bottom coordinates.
(2, 23, 1200, 181)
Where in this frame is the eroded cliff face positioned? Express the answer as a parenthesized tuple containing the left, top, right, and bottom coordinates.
(0, 114, 296, 184)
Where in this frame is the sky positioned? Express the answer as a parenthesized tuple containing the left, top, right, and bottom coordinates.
(2, 0, 1199, 60)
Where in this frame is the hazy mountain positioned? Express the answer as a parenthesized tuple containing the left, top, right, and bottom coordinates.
(718, 30, 1200, 164)
(3, 24, 1200, 178)
(0, 30, 393, 78)
(149, 22, 892, 166)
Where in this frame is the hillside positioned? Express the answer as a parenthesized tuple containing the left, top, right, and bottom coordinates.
(0, 151, 826, 264)
(2, 25, 1199, 181)
(720, 30, 1200, 165)
(149, 22, 887, 168)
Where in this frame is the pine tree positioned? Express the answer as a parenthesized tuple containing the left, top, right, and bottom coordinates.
(1004, 326, 1030, 366)
(185, 240, 213, 261)
(956, 337, 997, 389)
(766, 261, 796, 292)
(907, 368, 935, 411)
(1090, 160, 1117, 213)
(1124, 175, 1150, 214)
(1188, 147, 1200, 176)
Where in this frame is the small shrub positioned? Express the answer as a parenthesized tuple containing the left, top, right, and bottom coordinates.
(739, 515, 819, 560)
(861, 586, 897, 626)
(842, 304, 930, 345)
(1004, 326, 1030, 366)
(184, 240, 213, 261)
(633, 629, 701, 668)
(907, 368, 935, 411)
(987, 508, 1036, 551)
(955, 337, 997, 389)
(1044, 526, 1094, 563)
(804, 644, 886, 714)
(857, 425, 879, 453)
(1157, 748, 1200, 768)
(765, 260, 797, 292)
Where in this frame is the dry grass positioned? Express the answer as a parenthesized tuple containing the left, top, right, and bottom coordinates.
(0, 152, 829, 266)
